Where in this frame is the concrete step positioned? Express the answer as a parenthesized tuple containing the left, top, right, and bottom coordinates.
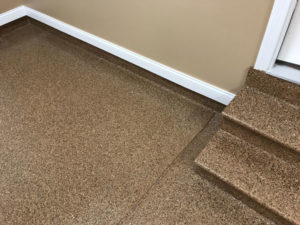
(195, 130, 300, 225)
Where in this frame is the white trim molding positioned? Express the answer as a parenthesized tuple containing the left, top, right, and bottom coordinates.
(255, 0, 297, 71)
(0, 6, 26, 26)
(268, 64, 300, 85)
(254, 0, 300, 85)
(0, 6, 235, 105)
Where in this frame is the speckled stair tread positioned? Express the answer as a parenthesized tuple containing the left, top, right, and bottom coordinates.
(195, 129, 300, 225)
(223, 86, 300, 153)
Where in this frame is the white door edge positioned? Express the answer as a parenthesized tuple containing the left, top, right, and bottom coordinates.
(254, 0, 300, 85)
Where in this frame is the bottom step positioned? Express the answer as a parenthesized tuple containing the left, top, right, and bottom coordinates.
(195, 130, 300, 225)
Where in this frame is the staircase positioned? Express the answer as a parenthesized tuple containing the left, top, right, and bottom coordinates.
(195, 69, 300, 225)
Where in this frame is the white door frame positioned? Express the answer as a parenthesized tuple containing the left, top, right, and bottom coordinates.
(254, 0, 300, 84)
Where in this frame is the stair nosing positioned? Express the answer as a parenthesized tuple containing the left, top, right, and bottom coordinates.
(222, 116, 300, 164)
(196, 161, 297, 225)
(222, 112, 300, 155)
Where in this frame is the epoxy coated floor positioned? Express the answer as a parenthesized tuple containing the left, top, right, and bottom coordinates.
(0, 19, 274, 225)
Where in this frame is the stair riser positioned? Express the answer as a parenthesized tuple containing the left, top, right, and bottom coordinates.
(222, 116, 300, 163)
(196, 164, 296, 225)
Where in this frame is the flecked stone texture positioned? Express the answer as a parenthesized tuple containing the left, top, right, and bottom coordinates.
(196, 130, 300, 225)
(0, 18, 289, 225)
(0, 20, 216, 224)
(121, 115, 275, 225)
(222, 117, 300, 164)
(246, 68, 300, 106)
(196, 68, 300, 225)
(223, 86, 300, 154)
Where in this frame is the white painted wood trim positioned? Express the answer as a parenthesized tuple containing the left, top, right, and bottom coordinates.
(0, 6, 26, 26)
(0, 6, 235, 105)
(268, 64, 300, 84)
(254, 0, 297, 71)
(278, 2, 300, 65)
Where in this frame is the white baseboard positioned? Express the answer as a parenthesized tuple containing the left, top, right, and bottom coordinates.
(1, 6, 235, 105)
(0, 6, 26, 26)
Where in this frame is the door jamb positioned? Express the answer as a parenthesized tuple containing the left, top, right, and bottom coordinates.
(254, 0, 297, 71)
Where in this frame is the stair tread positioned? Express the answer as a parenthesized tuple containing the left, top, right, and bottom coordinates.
(223, 86, 300, 153)
(195, 129, 300, 224)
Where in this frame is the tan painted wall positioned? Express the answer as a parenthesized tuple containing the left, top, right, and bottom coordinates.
(0, 0, 24, 13)
(25, 0, 274, 93)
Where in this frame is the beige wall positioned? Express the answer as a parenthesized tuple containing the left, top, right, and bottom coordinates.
(25, 0, 274, 93)
(0, 0, 24, 13)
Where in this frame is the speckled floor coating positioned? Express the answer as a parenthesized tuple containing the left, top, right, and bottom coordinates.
(0, 19, 275, 225)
